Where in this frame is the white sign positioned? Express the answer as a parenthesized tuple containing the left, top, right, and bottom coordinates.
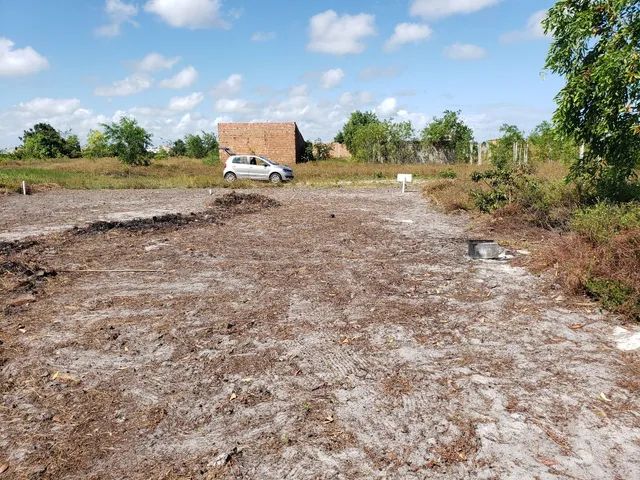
(397, 174, 413, 193)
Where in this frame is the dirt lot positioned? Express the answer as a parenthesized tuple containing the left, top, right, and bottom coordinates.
(1, 187, 639, 479)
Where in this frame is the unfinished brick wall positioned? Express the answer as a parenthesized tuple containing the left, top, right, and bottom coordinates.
(329, 142, 350, 159)
(218, 123, 305, 165)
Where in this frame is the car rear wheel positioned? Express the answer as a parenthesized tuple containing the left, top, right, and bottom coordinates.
(269, 173, 282, 184)
(224, 172, 237, 183)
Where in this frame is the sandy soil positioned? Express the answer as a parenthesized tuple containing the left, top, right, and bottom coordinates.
(1, 187, 639, 479)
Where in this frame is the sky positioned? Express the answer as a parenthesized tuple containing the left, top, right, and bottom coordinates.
(0, 0, 563, 149)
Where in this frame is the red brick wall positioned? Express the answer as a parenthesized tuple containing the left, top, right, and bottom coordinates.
(218, 123, 305, 165)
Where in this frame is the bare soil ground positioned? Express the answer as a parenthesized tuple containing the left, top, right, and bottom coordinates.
(1, 187, 639, 479)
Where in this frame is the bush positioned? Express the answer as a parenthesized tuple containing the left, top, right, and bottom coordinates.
(571, 203, 640, 244)
(584, 277, 635, 311)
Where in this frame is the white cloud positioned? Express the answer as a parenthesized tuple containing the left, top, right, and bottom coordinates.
(308, 10, 376, 55)
(376, 97, 398, 117)
(18, 98, 81, 116)
(0, 98, 108, 148)
(212, 73, 243, 97)
(320, 68, 345, 89)
(159, 66, 198, 89)
(0, 38, 49, 77)
(410, 0, 500, 19)
(444, 43, 487, 60)
(215, 98, 250, 113)
(168, 92, 204, 111)
(251, 31, 276, 42)
(95, 0, 138, 37)
(290, 85, 309, 97)
(385, 23, 432, 51)
(359, 66, 400, 81)
(501, 10, 548, 43)
(94, 74, 152, 96)
(144, 0, 227, 29)
(134, 52, 180, 72)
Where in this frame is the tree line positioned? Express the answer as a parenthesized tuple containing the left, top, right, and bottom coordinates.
(3, 117, 219, 166)
(331, 109, 578, 166)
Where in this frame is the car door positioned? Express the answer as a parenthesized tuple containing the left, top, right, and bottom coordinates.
(233, 156, 250, 178)
(253, 157, 270, 180)
(246, 156, 268, 180)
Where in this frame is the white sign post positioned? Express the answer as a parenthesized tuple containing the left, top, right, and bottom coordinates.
(397, 174, 413, 193)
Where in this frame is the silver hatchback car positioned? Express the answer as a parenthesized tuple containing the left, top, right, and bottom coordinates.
(223, 155, 294, 184)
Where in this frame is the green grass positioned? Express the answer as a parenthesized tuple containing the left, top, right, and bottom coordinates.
(0, 156, 477, 191)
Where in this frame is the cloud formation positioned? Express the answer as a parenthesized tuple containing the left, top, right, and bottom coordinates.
(212, 74, 243, 97)
(308, 10, 376, 55)
(501, 10, 548, 43)
(95, 0, 138, 37)
(134, 53, 180, 72)
(159, 66, 198, 89)
(168, 92, 204, 111)
(94, 74, 153, 96)
(410, 0, 500, 19)
(385, 23, 432, 51)
(321, 68, 345, 89)
(444, 43, 487, 60)
(144, 0, 227, 29)
(0, 37, 49, 77)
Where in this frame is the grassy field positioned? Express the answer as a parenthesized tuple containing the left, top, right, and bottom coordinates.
(0, 156, 482, 191)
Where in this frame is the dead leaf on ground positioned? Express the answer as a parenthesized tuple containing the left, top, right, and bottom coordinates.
(0, 463, 8, 475)
(569, 323, 585, 330)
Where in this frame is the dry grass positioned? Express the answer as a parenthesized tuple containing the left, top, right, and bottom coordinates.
(1, 157, 483, 191)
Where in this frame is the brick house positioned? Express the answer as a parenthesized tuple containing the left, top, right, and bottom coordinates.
(218, 122, 306, 165)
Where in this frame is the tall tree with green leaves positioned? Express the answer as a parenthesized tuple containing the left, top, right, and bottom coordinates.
(421, 110, 474, 162)
(335, 111, 380, 154)
(544, 0, 640, 200)
(102, 117, 152, 166)
(528, 121, 578, 164)
(20, 123, 67, 158)
(84, 129, 111, 158)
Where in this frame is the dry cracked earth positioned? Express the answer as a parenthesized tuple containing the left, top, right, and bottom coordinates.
(1, 187, 639, 479)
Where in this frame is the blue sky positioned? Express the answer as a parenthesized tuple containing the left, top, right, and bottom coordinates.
(0, 0, 562, 148)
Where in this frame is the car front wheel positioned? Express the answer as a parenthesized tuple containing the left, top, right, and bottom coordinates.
(224, 172, 237, 183)
(269, 173, 282, 184)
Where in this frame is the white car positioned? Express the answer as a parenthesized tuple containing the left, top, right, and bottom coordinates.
(223, 155, 294, 184)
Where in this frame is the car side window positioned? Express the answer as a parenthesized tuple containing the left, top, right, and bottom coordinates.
(232, 156, 248, 164)
(249, 157, 257, 165)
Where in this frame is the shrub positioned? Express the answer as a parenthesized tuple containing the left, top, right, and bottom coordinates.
(571, 203, 640, 244)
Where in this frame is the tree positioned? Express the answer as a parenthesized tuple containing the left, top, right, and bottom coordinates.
(102, 117, 152, 166)
(490, 124, 526, 170)
(421, 110, 474, 162)
(335, 111, 381, 154)
(84, 129, 111, 158)
(544, 1, 640, 200)
(170, 139, 187, 156)
(185, 134, 207, 158)
(351, 120, 416, 163)
(20, 123, 67, 158)
(314, 140, 332, 161)
(64, 134, 82, 158)
(528, 121, 577, 164)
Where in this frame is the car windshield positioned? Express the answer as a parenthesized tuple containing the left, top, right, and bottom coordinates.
(260, 157, 278, 165)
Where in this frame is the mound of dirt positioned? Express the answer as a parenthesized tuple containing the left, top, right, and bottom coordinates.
(73, 193, 280, 236)
(210, 192, 281, 209)
(0, 260, 56, 295)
